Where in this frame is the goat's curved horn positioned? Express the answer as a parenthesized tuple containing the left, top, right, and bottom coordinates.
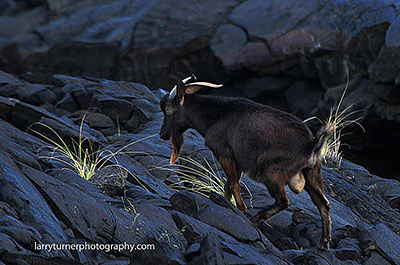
(183, 75, 196, 84)
(186, 82, 222, 88)
(169, 86, 177, 99)
(169, 75, 197, 99)
(185, 82, 223, 94)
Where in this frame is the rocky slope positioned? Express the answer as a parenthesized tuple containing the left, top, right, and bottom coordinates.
(0, 69, 400, 264)
(1, 0, 400, 179)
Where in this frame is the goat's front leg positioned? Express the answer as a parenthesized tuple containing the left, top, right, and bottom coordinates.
(224, 178, 232, 201)
(220, 158, 247, 213)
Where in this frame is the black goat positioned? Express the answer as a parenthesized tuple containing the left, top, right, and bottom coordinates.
(159, 75, 333, 249)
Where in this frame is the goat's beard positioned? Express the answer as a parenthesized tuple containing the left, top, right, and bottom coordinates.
(170, 133, 184, 165)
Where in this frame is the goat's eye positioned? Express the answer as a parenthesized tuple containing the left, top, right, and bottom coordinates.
(166, 107, 174, 115)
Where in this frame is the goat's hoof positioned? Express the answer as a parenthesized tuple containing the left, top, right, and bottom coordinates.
(250, 215, 262, 226)
(238, 204, 247, 214)
(318, 238, 330, 250)
(244, 212, 252, 219)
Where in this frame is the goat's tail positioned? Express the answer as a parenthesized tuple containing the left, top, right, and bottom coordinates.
(309, 124, 334, 166)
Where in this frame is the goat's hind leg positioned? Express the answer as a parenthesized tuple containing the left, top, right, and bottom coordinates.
(303, 167, 331, 249)
(251, 170, 290, 226)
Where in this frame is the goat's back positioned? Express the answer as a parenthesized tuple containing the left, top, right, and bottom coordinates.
(202, 96, 314, 177)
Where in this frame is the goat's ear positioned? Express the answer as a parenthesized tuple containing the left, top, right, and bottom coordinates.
(185, 82, 223, 94)
(169, 75, 196, 100)
(176, 79, 186, 105)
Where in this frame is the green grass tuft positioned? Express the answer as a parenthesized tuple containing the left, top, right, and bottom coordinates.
(154, 154, 253, 208)
(29, 116, 155, 187)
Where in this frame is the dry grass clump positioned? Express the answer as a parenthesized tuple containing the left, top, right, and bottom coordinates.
(155, 155, 254, 207)
(30, 117, 154, 185)
(305, 71, 364, 169)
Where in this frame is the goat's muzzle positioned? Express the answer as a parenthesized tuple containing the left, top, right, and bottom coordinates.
(159, 120, 170, 140)
(159, 131, 169, 141)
